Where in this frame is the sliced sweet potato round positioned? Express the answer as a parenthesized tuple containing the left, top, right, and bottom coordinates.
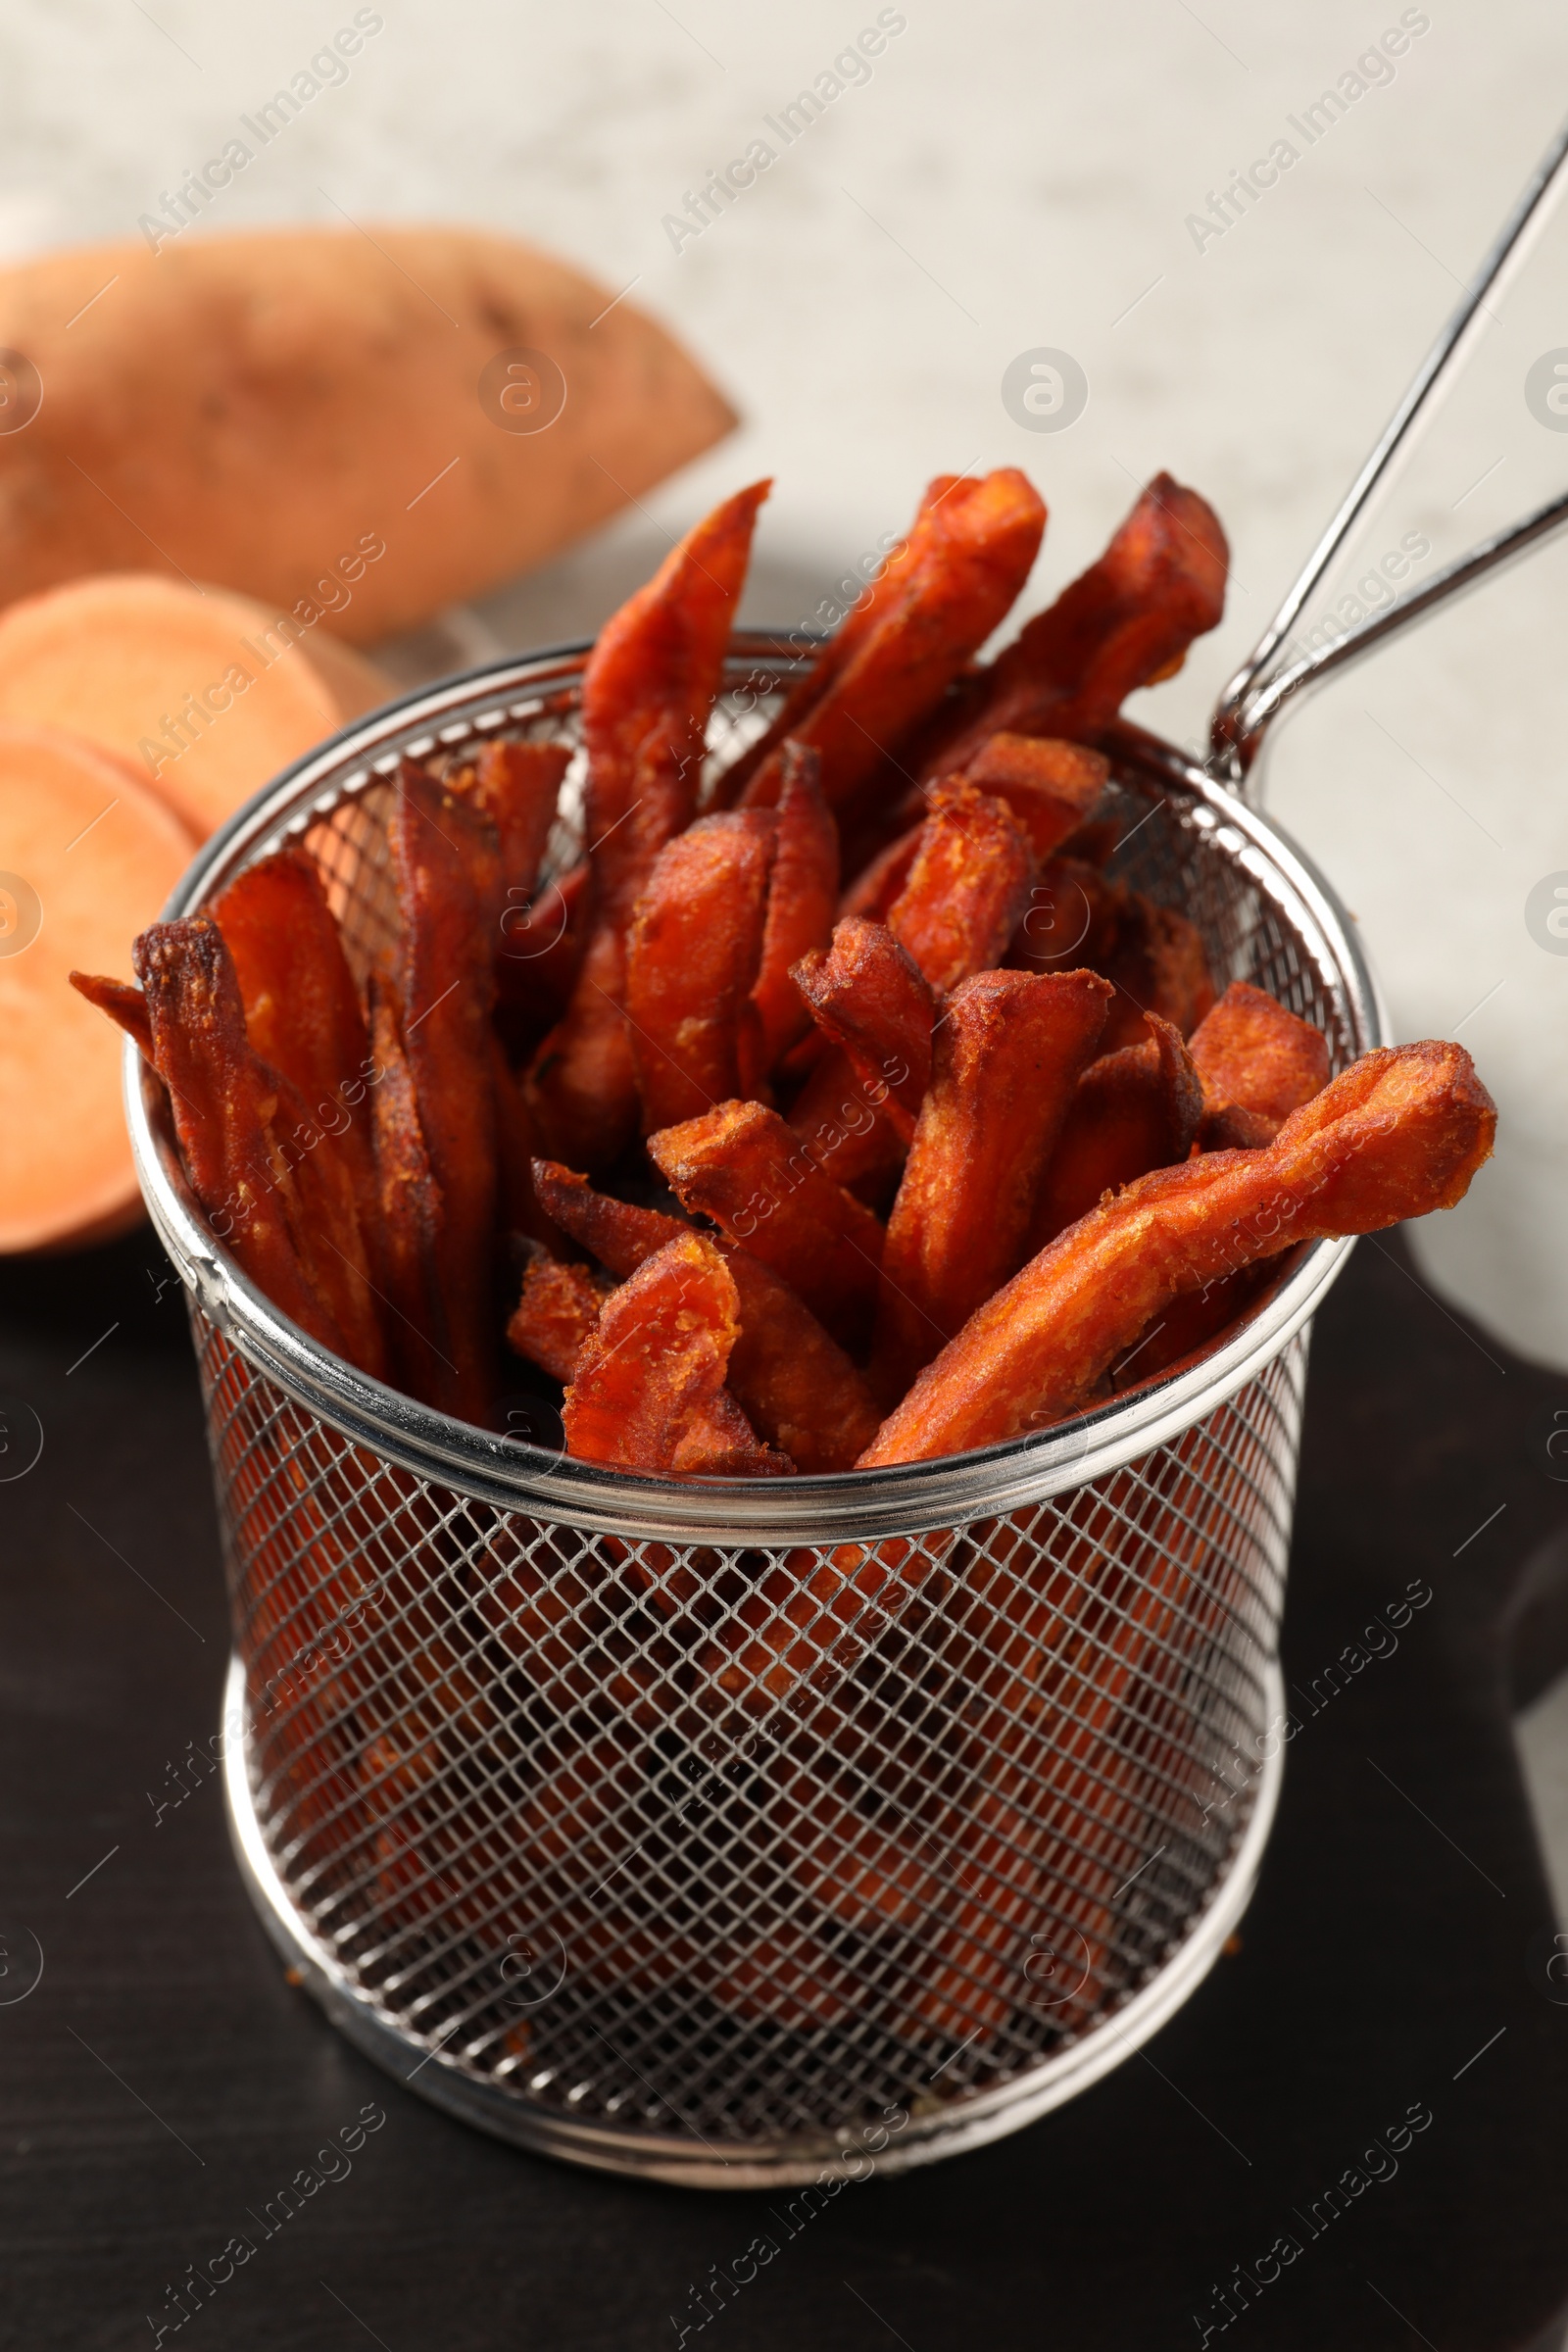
(0, 722, 194, 1251)
(0, 573, 391, 841)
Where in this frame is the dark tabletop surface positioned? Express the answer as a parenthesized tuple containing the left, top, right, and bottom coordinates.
(3, 1220, 1568, 2352)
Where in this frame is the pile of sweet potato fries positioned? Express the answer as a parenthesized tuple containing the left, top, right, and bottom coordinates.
(75, 468, 1496, 1479)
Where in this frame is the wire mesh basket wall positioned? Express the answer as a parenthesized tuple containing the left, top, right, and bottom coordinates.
(128, 638, 1380, 2184)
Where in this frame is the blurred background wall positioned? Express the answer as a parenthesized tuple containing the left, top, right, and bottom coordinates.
(5, 0, 1567, 1364)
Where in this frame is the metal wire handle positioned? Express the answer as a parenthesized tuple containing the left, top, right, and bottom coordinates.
(1210, 112, 1568, 790)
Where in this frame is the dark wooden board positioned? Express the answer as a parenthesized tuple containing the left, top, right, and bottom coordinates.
(3, 1226, 1567, 2352)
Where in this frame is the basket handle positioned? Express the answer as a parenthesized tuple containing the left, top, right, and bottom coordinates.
(1209, 113, 1568, 795)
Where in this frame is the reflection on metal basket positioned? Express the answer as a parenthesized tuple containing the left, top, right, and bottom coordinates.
(128, 638, 1379, 2185)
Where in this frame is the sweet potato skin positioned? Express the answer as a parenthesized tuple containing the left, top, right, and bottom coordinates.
(0, 228, 737, 643)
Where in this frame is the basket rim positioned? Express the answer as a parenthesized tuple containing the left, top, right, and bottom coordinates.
(125, 634, 1379, 1544)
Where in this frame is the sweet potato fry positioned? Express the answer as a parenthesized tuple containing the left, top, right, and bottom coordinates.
(365, 973, 451, 1410)
(506, 1250, 785, 1475)
(69, 968, 153, 1059)
(839, 822, 923, 924)
(389, 764, 498, 1424)
(1029, 1011, 1204, 1252)
(132, 917, 342, 1352)
(531, 1159, 879, 1472)
(647, 1101, 885, 1348)
(498, 857, 587, 1049)
(856, 736, 1112, 901)
(1190, 981, 1332, 1147)
(260, 1059, 388, 1380)
(213, 847, 379, 1236)
(528, 483, 768, 1167)
(1114, 1263, 1275, 1387)
(507, 1251, 610, 1382)
(746, 744, 839, 1075)
(871, 970, 1113, 1399)
(489, 1032, 561, 1249)
(563, 1230, 767, 1474)
(960, 732, 1109, 857)
(1096, 890, 1216, 1051)
(716, 473, 963, 805)
(457, 736, 569, 907)
(887, 783, 1034, 993)
(860, 1040, 1497, 1464)
(785, 1047, 909, 1200)
(1006, 855, 1123, 978)
(920, 472, 1228, 779)
(789, 917, 934, 1140)
(624, 810, 775, 1132)
(671, 1390, 795, 1478)
(737, 469, 1047, 811)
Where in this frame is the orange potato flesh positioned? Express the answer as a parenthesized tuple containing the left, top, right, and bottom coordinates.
(389, 765, 498, 1425)
(871, 970, 1113, 1401)
(532, 1158, 879, 1472)
(133, 917, 342, 1351)
(507, 1253, 609, 1383)
(746, 744, 839, 1074)
(1029, 1011, 1204, 1253)
(624, 810, 775, 1133)
(1190, 980, 1332, 1145)
(528, 484, 768, 1169)
(789, 916, 934, 1140)
(739, 469, 1048, 812)
(0, 573, 391, 841)
(861, 1040, 1497, 1464)
(4, 725, 194, 1251)
(647, 1100, 885, 1349)
(922, 472, 1228, 780)
(888, 783, 1035, 994)
(563, 1230, 742, 1473)
(363, 973, 451, 1408)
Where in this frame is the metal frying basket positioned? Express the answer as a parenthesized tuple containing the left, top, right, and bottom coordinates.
(124, 121, 1568, 2187)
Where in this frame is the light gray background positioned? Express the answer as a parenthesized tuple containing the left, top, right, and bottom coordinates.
(6, 1, 1567, 1374)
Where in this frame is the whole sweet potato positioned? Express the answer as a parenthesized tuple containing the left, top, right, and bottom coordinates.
(0, 227, 737, 644)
